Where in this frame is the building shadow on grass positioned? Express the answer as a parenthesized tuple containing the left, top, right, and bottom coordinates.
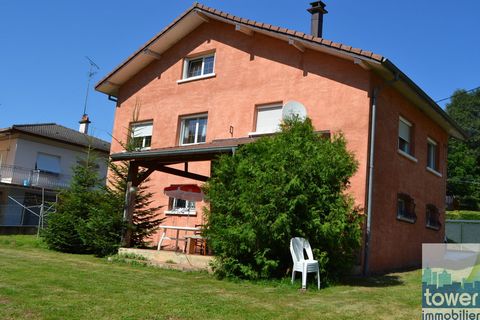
(341, 274, 404, 287)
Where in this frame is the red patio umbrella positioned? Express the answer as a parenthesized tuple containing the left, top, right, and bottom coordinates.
(164, 184, 204, 202)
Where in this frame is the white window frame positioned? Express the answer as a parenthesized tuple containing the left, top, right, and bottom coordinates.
(165, 198, 196, 216)
(398, 116, 413, 155)
(427, 137, 438, 171)
(179, 114, 208, 146)
(250, 104, 283, 136)
(130, 121, 153, 150)
(180, 53, 216, 82)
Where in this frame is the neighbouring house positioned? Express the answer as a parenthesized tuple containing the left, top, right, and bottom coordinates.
(0, 121, 110, 233)
(95, 2, 465, 274)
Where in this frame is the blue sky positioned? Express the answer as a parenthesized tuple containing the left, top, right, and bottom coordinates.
(1, 0, 479, 142)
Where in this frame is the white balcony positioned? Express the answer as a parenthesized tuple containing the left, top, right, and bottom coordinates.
(0, 164, 70, 190)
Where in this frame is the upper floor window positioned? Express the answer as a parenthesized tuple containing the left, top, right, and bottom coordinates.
(180, 114, 208, 145)
(254, 104, 283, 134)
(183, 53, 215, 80)
(398, 117, 413, 155)
(427, 138, 439, 171)
(36, 153, 61, 174)
(130, 122, 153, 150)
(426, 204, 441, 230)
(397, 193, 417, 223)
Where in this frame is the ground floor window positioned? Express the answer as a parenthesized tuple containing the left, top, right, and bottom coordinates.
(166, 197, 196, 215)
(397, 193, 417, 223)
(426, 204, 441, 230)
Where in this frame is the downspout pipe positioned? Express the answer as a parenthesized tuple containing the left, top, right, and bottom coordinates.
(363, 87, 378, 276)
(363, 73, 399, 276)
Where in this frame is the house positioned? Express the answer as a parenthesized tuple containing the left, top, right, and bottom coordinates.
(95, 2, 464, 274)
(0, 122, 110, 234)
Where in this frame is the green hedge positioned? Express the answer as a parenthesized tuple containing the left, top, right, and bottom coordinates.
(204, 118, 363, 282)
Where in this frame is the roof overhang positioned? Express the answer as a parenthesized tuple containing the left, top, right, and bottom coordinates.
(369, 60, 466, 140)
(95, 5, 384, 97)
(96, 3, 466, 140)
(110, 137, 256, 164)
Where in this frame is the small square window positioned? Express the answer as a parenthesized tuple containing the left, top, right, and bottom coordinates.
(398, 117, 413, 155)
(180, 114, 208, 145)
(183, 54, 215, 79)
(397, 193, 417, 223)
(426, 204, 441, 230)
(254, 105, 283, 134)
(427, 138, 438, 171)
(130, 122, 153, 150)
(167, 197, 196, 215)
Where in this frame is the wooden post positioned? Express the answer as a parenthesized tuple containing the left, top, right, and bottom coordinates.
(122, 162, 139, 247)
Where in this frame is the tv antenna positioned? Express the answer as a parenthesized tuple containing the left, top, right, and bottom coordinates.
(82, 56, 100, 116)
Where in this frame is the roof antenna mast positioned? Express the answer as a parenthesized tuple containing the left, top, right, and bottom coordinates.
(83, 56, 100, 116)
(79, 56, 100, 134)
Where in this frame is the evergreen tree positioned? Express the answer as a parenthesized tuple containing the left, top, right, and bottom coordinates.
(43, 147, 122, 255)
(108, 159, 163, 247)
(446, 88, 480, 209)
(109, 105, 163, 248)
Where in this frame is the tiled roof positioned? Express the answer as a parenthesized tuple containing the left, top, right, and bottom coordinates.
(95, 2, 465, 140)
(193, 2, 384, 62)
(5, 123, 110, 152)
(95, 2, 384, 92)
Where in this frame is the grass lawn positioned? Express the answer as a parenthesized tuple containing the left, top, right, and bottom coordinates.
(446, 210, 480, 220)
(0, 235, 421, 320)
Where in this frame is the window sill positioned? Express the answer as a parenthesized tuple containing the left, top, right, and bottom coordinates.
(397, 215, 416, 224)
(165, 210, 197, 216)
(179, 141, 206, 147)
(248, 131, 278, 137)
(426, 223, 441, 231)
(426, 167, 442, 178)
(177, 73, 216, 84)
(397, 149, 418, 163)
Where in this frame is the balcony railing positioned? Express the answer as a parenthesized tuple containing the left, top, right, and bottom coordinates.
(0, 164, 70, 190)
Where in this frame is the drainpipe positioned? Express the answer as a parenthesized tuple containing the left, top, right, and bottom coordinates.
(363, 87, 378, 276)
(363, 73, 399, 276)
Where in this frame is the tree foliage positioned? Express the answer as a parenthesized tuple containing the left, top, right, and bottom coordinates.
(203, 118, 362, 282)
(446, 89, 480, 209)
(108, 160, 163, 247)
(43, 148, 124, 256)
(108, 103, 164, 247)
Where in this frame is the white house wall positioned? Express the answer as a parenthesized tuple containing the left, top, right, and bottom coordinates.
(13, 135, 108, 180)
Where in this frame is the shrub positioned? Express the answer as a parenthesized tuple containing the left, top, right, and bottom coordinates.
(204, 118, 363, 282)
(43, 148, 124, 256)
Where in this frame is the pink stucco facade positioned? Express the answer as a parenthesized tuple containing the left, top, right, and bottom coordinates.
(108, 18, 447, 273)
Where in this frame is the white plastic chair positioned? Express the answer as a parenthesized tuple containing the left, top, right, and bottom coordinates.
(290, 237, 320, 289)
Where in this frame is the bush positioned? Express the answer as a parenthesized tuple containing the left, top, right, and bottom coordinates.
(43, 148, 124, 256)
(204, 118, 362, 282)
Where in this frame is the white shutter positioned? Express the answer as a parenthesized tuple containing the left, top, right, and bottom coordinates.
(398, 119, 411, 142)
(256, 106, 283, 133)
(132, 123, 153, 138)
(36, 153, 61, 174)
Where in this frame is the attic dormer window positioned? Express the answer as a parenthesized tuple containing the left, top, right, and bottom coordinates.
(180, 53, 215, 82)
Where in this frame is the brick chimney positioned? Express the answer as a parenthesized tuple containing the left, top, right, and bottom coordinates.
(307, 1, 328, 38)
(79, 114, 91, 134)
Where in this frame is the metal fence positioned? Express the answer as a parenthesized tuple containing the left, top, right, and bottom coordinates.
(0, 164, 70, 189)
(445, 220, 480, 243)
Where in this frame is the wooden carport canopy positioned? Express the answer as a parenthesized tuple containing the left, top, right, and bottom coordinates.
(110, 137, 257, 247)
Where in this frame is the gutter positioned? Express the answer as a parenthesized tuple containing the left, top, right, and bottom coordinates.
(110, 145, 237, 161)
(381, 59, 467, 140)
